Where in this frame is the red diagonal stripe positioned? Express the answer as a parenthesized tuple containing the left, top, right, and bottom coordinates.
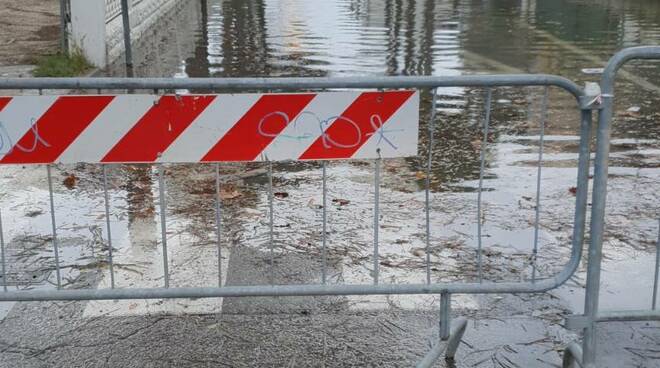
(0, 97, 11, 112)
(299, 91, 414, 160)
(102, 95, 216, 163)
(201, 94, 315, 162)
(1, 96, 114, 164)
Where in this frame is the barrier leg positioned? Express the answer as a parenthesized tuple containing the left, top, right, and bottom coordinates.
(562, 342, 584, 368)
(416, 294, 468, 367)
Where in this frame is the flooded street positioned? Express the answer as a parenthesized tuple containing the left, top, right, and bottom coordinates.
(1, 0, 659, 367)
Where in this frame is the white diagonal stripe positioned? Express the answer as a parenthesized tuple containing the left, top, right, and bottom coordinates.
(353, 91, 419, 159)
(158, 94, 262, 163)
(261, 92, 360, 161)
(0, 96, 58, 160)
(56, 95, 156, 164)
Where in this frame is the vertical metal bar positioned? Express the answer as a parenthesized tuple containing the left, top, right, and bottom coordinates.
(476, 89, 493, 283)
(582, 95, 615, 367)
(652, 218, 659, 310)
(102, 165, 115, 289)
(425, 88, 438, 285)
(440, 292, 451, 340)
(47, 166, 62, 289)
(120, 0, 133, 69)
(322, 161, 328, 285)
(373, 155, 381, 285)
(532, 87, 549, 283)
(158, 164, 169, 288)
(59, 0, 69, 53)
(215, 163, 222, 287)
(268, 161, 274, 284)
(0, 207, 7, 292)
(571, 108, 593, 282)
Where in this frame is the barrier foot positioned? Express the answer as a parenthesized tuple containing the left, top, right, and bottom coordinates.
(562, 342, 584, 368)
(416, 317, 468, 368)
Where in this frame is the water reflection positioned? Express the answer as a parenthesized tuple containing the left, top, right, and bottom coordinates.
(106, 0, 660, 189)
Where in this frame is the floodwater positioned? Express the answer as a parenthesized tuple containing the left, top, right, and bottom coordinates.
(107, 0, 660, 303)
(0, 0, 659, 367)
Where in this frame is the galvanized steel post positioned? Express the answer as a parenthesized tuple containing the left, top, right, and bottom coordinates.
(59, 0, 69, 53)
(120, 0, 134, 69)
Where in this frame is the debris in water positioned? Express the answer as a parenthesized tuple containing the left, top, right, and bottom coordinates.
(620, 106, 641, 118)
(25, 209, 44, 217)
(307, 199, 322, 209)
(332, 198, 350, 206)
(411, 248, 425, 257)
(581, 68, 604, 75)
(63, 173, 78, 189)
(219, 185, 242, 200)
(274, 192, 289, 199)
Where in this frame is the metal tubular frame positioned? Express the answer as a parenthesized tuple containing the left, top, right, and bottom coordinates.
(0, 70, 602, 365)
(0, 73, 588, 303)
(562, 46, 660, 368)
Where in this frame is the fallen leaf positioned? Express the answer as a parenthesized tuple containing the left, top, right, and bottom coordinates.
(411, 248, 425, 257)
(332, 198, 350, 206)
(219, 185, 242, 200)
(63, 174, 78, 189)
(25, 209, 43, 218)
(307, 199, 323, 209)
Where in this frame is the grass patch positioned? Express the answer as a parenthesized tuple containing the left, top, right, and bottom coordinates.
(33, 50, 93, 77)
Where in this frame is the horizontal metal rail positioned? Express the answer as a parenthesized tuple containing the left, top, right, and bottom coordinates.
(0, 74, 583, 98)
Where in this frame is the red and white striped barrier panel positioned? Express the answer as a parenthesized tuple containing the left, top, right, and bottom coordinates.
(0, 91, 418, 164)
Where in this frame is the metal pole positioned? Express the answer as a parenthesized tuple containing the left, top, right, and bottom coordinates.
(652, 218, 659, 310)
(425, 89, 438, 285)
(532, 87, 549, 282)
(440, 292, 451, 340)
(476, 89, 493, 283)
(215, 163, 222, 287)
(0, 207, 7, 292)
(582, 97, 613, 367)
(120, 0, 134, 69)
(47, 166, 62, 289)
(102, 165, 115, 289)
(268, 161, 274, 284)
(59, 0, 69, 53)
(322, 161, 328, 285)
(158, 164, 169, 288)
(373, 155, 381, 285)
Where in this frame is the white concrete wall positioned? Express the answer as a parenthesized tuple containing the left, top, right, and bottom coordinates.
(70, 0, 179, 68)
(70, 0, 108, 67)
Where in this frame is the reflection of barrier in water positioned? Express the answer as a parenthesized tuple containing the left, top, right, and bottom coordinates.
(0, 46, 657, 367)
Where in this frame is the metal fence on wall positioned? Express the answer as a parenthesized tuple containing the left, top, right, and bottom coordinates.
(106, 0, 145, 23)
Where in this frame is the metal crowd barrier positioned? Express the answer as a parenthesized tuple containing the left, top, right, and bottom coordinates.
(0, 46, 657, 366)
(561, 46, 660, 368)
